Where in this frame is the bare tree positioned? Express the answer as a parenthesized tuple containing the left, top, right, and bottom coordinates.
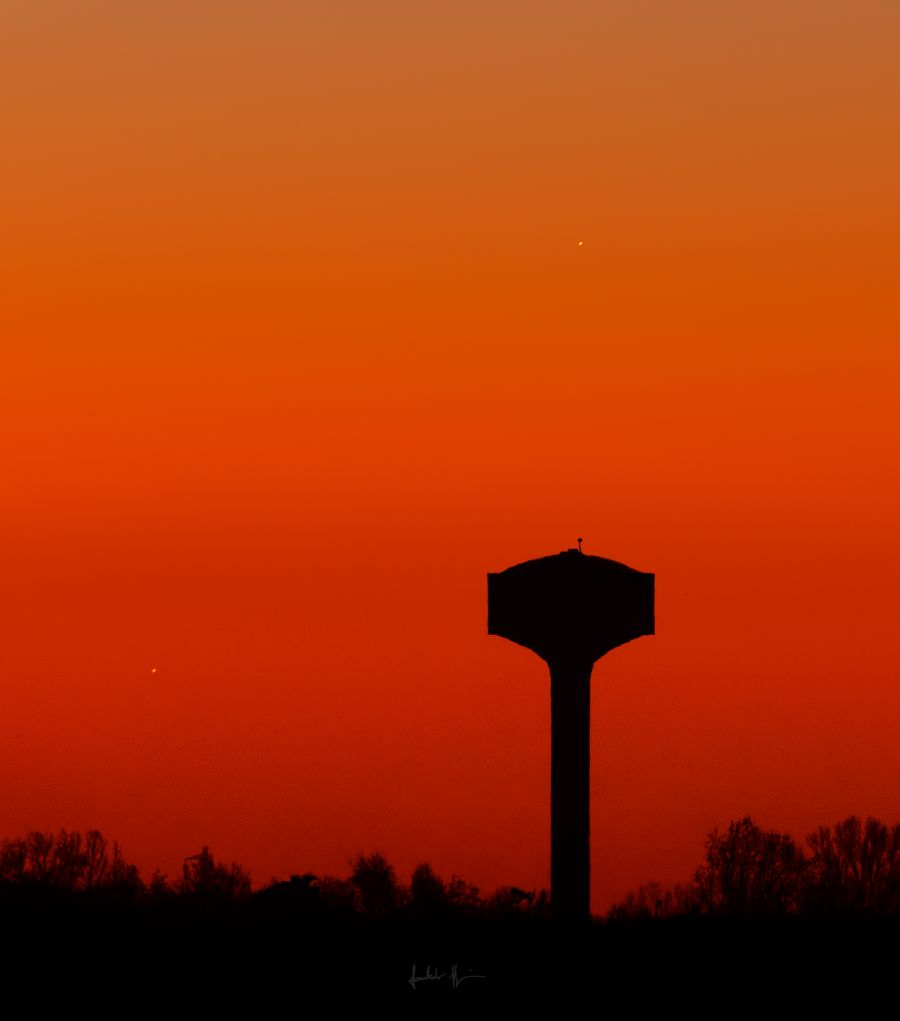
(410, 862, 447, 918)
(349, 851, 400, 916)
(0, 828, 142, 895)
(695, 817, 805, 914)
(608, 880, 700, 921)
(0, 837, 27, 884)
(806, 816, 900, 914)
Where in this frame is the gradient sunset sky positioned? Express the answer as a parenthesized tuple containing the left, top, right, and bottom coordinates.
(2, 1, 898, 910)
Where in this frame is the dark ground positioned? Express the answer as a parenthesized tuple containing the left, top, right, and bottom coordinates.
(2, 900, 897, 1007)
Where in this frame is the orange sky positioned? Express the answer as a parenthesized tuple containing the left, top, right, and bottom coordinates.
(1, 1, 898, 910)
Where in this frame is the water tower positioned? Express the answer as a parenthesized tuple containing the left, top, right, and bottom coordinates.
(488, 547, 654, 920)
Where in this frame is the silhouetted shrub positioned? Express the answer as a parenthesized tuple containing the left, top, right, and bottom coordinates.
(317, 875, 358, 917)
(608, 881, 701, 921)
(487, 886, 540, 917)
(446, 874, 483, 914)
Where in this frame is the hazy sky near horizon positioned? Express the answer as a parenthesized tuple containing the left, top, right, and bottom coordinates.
(2, 1, 898, 909)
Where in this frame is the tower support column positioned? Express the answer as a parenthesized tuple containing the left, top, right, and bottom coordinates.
(549, 658, 593, 921)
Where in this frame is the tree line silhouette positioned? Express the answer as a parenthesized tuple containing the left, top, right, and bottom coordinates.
(610, 815, 900, 920)
(0, 830, 542, 924)
(3, 814, 900, 923)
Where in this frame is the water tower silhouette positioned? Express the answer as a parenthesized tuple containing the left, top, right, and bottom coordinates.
(488, 546, 654, 920)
